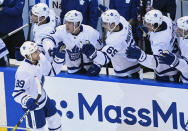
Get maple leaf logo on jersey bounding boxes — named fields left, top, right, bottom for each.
left=67, top=45, right=81, bottom=61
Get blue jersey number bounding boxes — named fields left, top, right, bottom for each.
left=16, top=80, right=25, bottom=88
left=107, top=46, right=118, bottom=57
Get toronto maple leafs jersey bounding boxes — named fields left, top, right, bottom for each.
left=33, top=9, right=61, bottom=62
left=93, top=16, right=140, bottom=77
left=44, top=24, right=103, bottom=73
left=173, top=37, right=188, bottom=83
left=12, top=53, right=63, bottom=109
left=139, top=16, right=178, bottom=77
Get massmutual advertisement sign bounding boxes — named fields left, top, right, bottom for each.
left=44, top=76, right=188, bottom=131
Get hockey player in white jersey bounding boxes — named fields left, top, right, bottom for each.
left=82, top=9, right=140, bottom=77
left=12, top=41, right=65, bottom=131
left=158, top=16, right=188, bottom=83
left=43, top=10, right=103, bottom=74
left=126, top=9, right=179, bottom=82
left=31, top=3, right=61, bottom=61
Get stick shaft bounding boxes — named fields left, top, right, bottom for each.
left=2, top=24, right=28, bottom=40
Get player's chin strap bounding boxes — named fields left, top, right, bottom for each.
left=27, top=55, right=38, bottom=64
left=152, top=24, right=160, bottom=33
left=28, top=54, right=35, bottom=63
left=72, top=22, right=80, bottom=34
left=108, top=23, right=117, bottom=33
left=37, top=16, right=47, bottom=26
left=183, top=29, right=188, bottom=39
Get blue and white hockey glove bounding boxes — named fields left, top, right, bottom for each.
left=50, top=43, right=66, bottom=64
left=158, top=51, right=179, bottom=67
left=26, top=98, right=39, bottom=111
left=82, top=44, right=97, bottom=60
left=126, top=46, right=146, bottom=62
left=87, top=64, right=101, bottom=76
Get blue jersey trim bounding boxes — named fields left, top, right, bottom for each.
left=83, top=62, right=93, bottom=65
left=114, top=64, right=140, bottom=74
left=49, top=125, right=61, bottom=130
left=181, top=74, right=188, bottom=81
left=13, top=91, right=25, bottom=98
left=155, top=67, right=177, bottom=75
left=0, top=47, right=7, bottom=54
left=67, top=64, right=82, bottom=70
left=13, top=89, right=25, bottom=92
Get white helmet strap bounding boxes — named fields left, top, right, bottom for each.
left=72, top=22, right=80, bottom=34
left=108, top=22, right=117, bottom=32
left=37, top=16, right=46, bottom=26
left=183, top=29, right=188, bottom=39
left=152, top=23, right=160, bottom=32
left=25, top=54, right=33, bottom=62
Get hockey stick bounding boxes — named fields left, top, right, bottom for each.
left=12, top=77, right=42, bottom=131
left=1, top=24, right=28, bottom=40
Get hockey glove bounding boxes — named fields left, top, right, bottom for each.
left=126, top=46, right=146, bottom=62
left=99, top=4, right=108, bottom=12
left=52, top=43, right=66, bottom=64
left=82, top=44, right=97, bottom=60
left=158, top=51, right=179, bottom=67
left=26, top=98, right=39, bottom=111
left=15, top=47, right=24, bottom=61
left=87, top=64, right=101, bottom=76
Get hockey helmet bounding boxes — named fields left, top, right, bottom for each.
left=31, top=3, right=49, bottom=19
left=64, top=10, right=83, bottom=24
left=177, top=16, right=188, bottom=31
left=101, top=9, right=120, bottom=31
left=20, top=41, right=38, bottom=58
left=144, top=9, right=163, bottom=27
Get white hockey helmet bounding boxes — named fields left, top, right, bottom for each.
left=101, top=9, right=120, bottom=32
left=177, top=16, right=188, bottom=31
left=0, top=0, right=4, bottom=5
left=31, top=3, right=49, bottom=19
left=20, top=41, right=38, bottom=58
left=177, top=16, right=188, bottom=38
left=64, top=10, right=83, bottom=24
left=144, top=9, right=163, bottom=29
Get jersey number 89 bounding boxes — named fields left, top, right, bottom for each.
left=15, top=80, right=25, bottom=88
